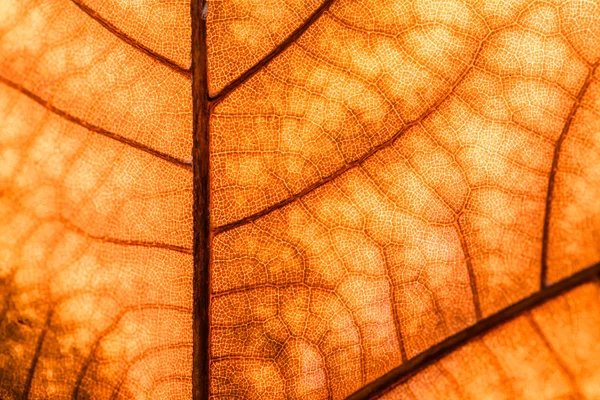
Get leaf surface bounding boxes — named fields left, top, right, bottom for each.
left=0, top=0, right=193, bottom=398
left=208, top=0, right=600, bottom=397
left=1, top=0, right=600, bottom=398
left=378, top=280, right=600, bottom=399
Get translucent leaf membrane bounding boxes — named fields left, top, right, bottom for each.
left=0, top=0, right=193, bottom=398
left=206, top=0, right=324, bottom=94
left=2, top=0, right=600, bottom=397
left=209, top=0, right=600, bottom=397
left=0, top=0, right=192, bottom=160
left=72, top=0, right=191, bottom=70
left=547, top=66, right=600, bottom=283
left=379, top=281, right=600, bottom=399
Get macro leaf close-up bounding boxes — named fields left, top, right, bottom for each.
left=1, top=0, right=600, bottom=398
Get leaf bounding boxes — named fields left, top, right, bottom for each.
left=376, top=280, right=600, bottom=399
left=1, top=0, right=600, bottom=399
left=0, top=0, right=193, bottom=398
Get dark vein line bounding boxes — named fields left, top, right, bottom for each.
left=89, top=237, right=192, bottom=254
left=526, top=313, right=584, bottom=399
left=21, top=310, right=53, bottom=400
left=437, top=364, right=466, bottom=399
left=0, top=76, right=191, bottom=171
left=110, top=343, right=193, bottom=400
left=477, top=337, right=517, bottom=397
left=0, top=272, right=16, bottom=328
left=191, top=0, right=211, bottom=399
left=345, top=261, right=600, bottom=400
left=540, top=62, right=599, bottom=289
left=358, top=168, right=409, bottom=361
left=213, top=108, right=436, bottom=234
left=455, top=219, right=482, bottom=320
left=149, top=375, right=193, bottom=397
left=72, top=304, right=190, bottom=400
left=209, top=0, right=336, bottom=105
left=70, top=0, right=190, bottom=76
left=63, top=219, right=192, bottom=254
left=390, top=284, right=408, bottom=362
left=212, top=41, right=488, bottom=235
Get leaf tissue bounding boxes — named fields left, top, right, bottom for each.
left=1, top=0, right=600, bottom=398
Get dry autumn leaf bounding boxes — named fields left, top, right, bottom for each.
left=1, top=0, right=600, bottom=399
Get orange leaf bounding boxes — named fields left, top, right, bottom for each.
left=1, top=0, right=600, bottom=398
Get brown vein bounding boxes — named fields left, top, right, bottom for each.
left=540, top=62, right=599, bottom=288
left=345, top=261, right=600, bottom=400
left=211, top=119, right=424, bottom=235
left=72, top=304, right=191, bottom=399
left=21, top=309, right=53, bottom=400
left=385, top=259, right=408, bottom=362
left=191, top=0, right=211, bottom=398
left=211, top=28, right=496, bottom=235
left=455, top=218, right=482, bottom=320
left=70, top=0, right=190, bottom=76
left=526, top=313, right=584, bottom=399
left=0, top=76, right=191, bottom=171
left=209, top=0, right=337, bottom=105
left=109, top=343, right=193, bottom=400
left=61, top=217, right=192, bottom=254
